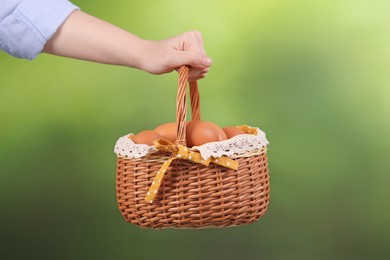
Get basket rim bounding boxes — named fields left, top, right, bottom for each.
left=117, top=147, right=267, bottom=163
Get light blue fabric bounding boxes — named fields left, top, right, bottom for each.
left=0, top=0, right=79, bottom=60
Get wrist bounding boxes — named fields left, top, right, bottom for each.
left=134, top=39, right=154, bottom=72
left=121, top=36, right=151, bottom=70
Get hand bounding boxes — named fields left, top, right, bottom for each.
left=139, top=31, right=212, bottom=81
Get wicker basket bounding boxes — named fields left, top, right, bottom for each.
left=115, top=66, right=270, bottom=229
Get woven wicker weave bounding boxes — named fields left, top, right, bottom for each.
left=116, top=66, right=270, bottom=229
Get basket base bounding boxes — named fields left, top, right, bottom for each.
left=116, top=150, right=270, bottom=229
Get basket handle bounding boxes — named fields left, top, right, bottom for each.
left=176, top=66, right=201, bottom=145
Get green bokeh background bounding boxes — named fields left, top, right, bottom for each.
left=1, top=0, right=389, bottom=259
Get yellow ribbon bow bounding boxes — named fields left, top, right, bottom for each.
left=145, top=138, right=239, bottom=203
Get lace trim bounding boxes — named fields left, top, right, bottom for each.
left=114, top=127, right=269, bottom=159
left=114, top=134, right=157, bottom=159
left=192, top=128, right=268, bottom=160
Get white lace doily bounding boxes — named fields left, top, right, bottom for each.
left=192, top=128, right=268, bottom=159
left=114, top=135, right=157, bottom=159
left=114, top=127, right=269, bottom=159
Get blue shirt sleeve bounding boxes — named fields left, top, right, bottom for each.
left=0, top=0, right=79, bottom=60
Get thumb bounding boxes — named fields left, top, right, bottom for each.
left=171, top=51, right=212, bottom=69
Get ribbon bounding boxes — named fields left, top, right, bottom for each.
left=145, top=138, right=239, bottom=203
left=238, top=124, right=258, bottom=135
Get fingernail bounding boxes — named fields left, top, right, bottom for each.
left=202, top=57, right=212, bottom=66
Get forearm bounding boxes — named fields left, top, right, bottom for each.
left=43, top=10, right=147, bottom=69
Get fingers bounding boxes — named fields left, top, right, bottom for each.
left=172, top=50, right=212, bottom=69
left=177, top=52, right=210, bottom=80
left=168, top=49, right=212, bottom=80
left=188, top=67, right=209, bottom=81
left=178, top=52, right=211, bottom=80
left=175, top=30, right=212, bottom=80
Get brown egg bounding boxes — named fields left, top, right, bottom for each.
left=132, top=130, right=163, bottom=146
left=186, top=120, right=220, bottom=147
left=154, top=122, right=177, bottom=143
left=223, top=126, right=246, bottom=139
left=207, top=122, right=227, bottom=141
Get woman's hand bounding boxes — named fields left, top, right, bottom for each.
left=139, top=31, right=212, bottom=81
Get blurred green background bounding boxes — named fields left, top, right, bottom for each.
left=1, top=0, right=389, bottom=259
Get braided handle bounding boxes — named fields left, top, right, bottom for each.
left=176, top=66, right=201, bottom=145
left=189, top=81, right=201, bottom=121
